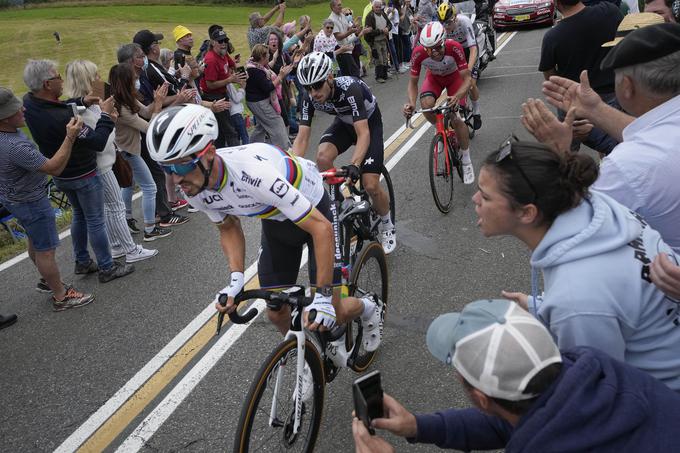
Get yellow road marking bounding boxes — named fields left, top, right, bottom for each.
left=77, top=277, right=261, bottom=452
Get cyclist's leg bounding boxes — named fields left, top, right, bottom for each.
left=359, top=110, right=389, bottom=219
left=419, top=75, right=444, bottom=124
left=470, top=66, right=482, bottom=129
left=447, top=78, right=475, bottom=183
left=316, top=119, right=352, bottom=171
left=259, top=219, right=305, bottom=335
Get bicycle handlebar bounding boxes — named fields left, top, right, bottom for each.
left=320, top=168, right=364, bottom=197
left=216, top=288, right=315, bottom=335
left=405, top=101, right=459, bottom=128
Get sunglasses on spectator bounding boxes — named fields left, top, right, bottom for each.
left=325, top=26, right=334, bottom=30
left=215, top=38, right=227, bottom=44
left=496, top=134, right=539, bottom=203
left=46, top=74, right=62, bottom=81
left=304, top=80, right=326, bottom=91
left=161, top=142, right=212, bottom=176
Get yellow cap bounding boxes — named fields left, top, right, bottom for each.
left=173, top=25, right=192, bottom=43
left=602, top=13, right=665, bottom=47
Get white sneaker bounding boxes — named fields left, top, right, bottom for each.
left=462, top=162, right=475, bottom=185
left=398, top=64, right=408, bottom=73
left=380, top=228, right=397, bottom=255
left=126, top=245, right=159, bottom=263
left=361, top=294, right=384, bottom=352
left=187, top=206, right=199, bottom=213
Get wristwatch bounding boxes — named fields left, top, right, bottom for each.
left=316, top=286, right=333, bottom=297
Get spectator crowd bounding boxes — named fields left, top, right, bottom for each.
left=2, top=1, right=680, bottom=452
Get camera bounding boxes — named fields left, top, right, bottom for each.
left=353, top=370, right=384, bottom=435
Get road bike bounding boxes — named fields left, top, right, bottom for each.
left=219, top=168, right=388, bottom=452
left=407, top=102, right=465, bottom=214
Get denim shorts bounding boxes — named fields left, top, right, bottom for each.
left=2, top=196, right=59, bottom=251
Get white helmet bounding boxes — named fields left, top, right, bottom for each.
left=146, top=104, right=218, bottom=163
left=296, top=52, right=333, bottom=86
left=419, top=21, right=446, bottom=48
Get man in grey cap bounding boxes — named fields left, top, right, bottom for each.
left=0, top=86, right=95, bottom=310
left=524, top=22, right=680, bottom=260
left=352, top=299, right=680, bottom=452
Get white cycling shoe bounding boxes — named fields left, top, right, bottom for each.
left=380, top=228, right=397, bottom=255
left=361, top=294, right=385, bottom=352
left=462, top=161, right=475, bottom=185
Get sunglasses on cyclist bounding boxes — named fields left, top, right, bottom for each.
left=161, top=142, right=212, bottom=176
left=304, top=79, right=326, bottom=92
left=496, top=135, right=539, bottom=203
left=425, top=44, right=444, bottom=56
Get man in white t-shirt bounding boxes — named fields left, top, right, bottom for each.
left=330, top=0, right=362, bottom=77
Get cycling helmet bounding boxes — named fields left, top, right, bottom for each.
left=419, top=21, right=446, bottom=48
left=146, top=104, right=218, bottom=163
left=296, top=51, right=333, bottom=86
left=437, top=3, right=457, bottom=22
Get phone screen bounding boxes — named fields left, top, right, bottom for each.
left=236, top=66, right=246, bottom=75
left=67, top=102, right=79, bottom=118
left=353, top=370, right=384, bottom=435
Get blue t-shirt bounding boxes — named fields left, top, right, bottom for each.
left=0, top=130, right=48, bottom=203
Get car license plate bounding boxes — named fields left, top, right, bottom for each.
left=514, top=14, right=531, bottom=21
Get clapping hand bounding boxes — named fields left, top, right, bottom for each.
left=542, top=70, right=603, bottom=120
left=521, top=98, right=574, bottom=154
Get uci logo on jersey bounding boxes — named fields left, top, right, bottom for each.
left=270, top=178, right=289, bottom=198
left=204, top=193, right=224, bottom=205
left=241, top=171, right=262, bottom=187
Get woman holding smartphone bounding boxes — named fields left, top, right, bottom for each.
left=109, top=63, right=170, bottom=242
left=64, top=60, right=158, bottom=262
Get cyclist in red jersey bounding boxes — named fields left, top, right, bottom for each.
left=403, top=21, right=474, bottom=184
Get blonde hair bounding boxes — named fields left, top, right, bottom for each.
left=64, top=59, right=98, bottom=98
left=251, top=43, right=269, bottom=62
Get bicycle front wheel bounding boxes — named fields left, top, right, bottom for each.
left=428, top=133, right=454, bottom=213
left=346, top=241, right=388, bottom=372
left=233, top=338, right=325, bottom=453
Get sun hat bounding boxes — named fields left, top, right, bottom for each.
left=0, top=87, right=22, bottom=121
left=173, top=25, right=193, bottom=43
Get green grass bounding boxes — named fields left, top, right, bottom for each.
left=0, top=1, right=369, bottom=94
left=0, top=207, right=72, bottom=263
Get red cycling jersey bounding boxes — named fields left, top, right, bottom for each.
left=410, top=39, right=468, bottom=79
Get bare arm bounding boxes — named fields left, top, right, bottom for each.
left=295, top=208, right=334, bottom=287
left=39, top=117, right=82, bottom=176
left=218, top=215, right=246, bottom=274
left=407, top=75, right=419, bottom=109
left=262, top=4, right=280, bottom=24
left=291, top=125, right=311, bottom=158
left=468, top=46, right=478, bottom=71
left=273, top=4, right=286, bottom=28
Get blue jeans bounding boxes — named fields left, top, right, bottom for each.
left=399, top=33, right=412, bottom=63
left=121, top=152, right=157, bottom=226
left=388, top=38, right=400, bottom=71
left=231, top=113, right=250, bottom=145
left=54, top=174, right=113, bottom=270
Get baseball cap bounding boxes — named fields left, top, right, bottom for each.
left=133, top=29, right=164, bottom=54
left=0, top=87, right=22, bottom=121
left=602, top=12, right=665, bottom=47
left=426, top=299, right=562, bottom=401
left=211, top=29, right=228, bottom=42
left=173, top=25, right=192, bottom=43
left=601, top=22, right=680, bottom=70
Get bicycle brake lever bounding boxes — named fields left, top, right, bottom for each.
left=216, top=293, right=228, bottom=336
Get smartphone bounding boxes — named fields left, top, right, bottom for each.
left=91, top=79, right=106, bottom=99
left=104, top=82, right=111, bottom=99
left=234, top=53, right=241, bottom=61
left=236, top=66, right=247, bottom=75
left=353, top=370, right=384, bottom=435
left=67, top=102, right=79, bottom=118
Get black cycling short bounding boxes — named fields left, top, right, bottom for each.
left=258, top=191, right=342, bottom=289
left=318, top=107, right=384, bottom=174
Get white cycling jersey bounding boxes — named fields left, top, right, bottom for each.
left=187, top=143, right=324, bottom=224
left=445, top=14, right=477, bottom=49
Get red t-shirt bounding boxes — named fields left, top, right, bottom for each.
left=200, top=49, right=235, bottom=95
left=410, top=39, right=468, bottom=79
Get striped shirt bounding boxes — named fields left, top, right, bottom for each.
left=0, top=130, right=48, bottom=203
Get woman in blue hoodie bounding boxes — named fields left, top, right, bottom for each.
left=472, top=137, right=680, bottom=391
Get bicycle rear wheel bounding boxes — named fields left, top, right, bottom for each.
left=346, top=241, right=388, bottom=372
left=428, top=133, right=454, bottom=213
left=233, top=338, right=325, bottom=453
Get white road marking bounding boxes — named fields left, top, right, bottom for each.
left=56, top=29, right=521, bottom=452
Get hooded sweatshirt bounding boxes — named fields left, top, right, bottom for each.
left=529, top=190, right=680, bottom=391
left=412, top=347, right=680, bottom=452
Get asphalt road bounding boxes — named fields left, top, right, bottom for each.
left=0, top=26, right=549, bottom=453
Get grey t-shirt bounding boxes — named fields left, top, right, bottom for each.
left=0, top=130, right=48, bottom=203
left=248, top=26, right=273, bottom=50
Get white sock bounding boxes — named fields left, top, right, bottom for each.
left=361, top=297, right=376, bottom=319
left=471, top=100, right=480, bottom=115
left=461, top=149, right=472, bottom=165
left=380, top=214, right=394, bottom=231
